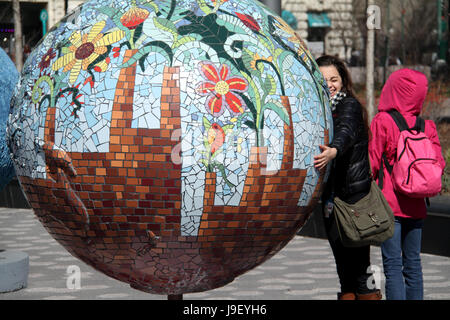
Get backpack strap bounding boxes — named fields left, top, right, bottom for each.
left=413, top=116, right=426, bottom=133
left=388, top=110, right=410, bottom=132
left=388, top=109, right=426, bottom=133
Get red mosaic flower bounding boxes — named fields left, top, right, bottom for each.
left=235, top=12, right=260, bottom=32
left=38, top=48, right=56, bottom=71
left=197, top=63, right=248, bottom=117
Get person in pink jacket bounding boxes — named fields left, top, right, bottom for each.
left=369, top=69, right=446, bottom=300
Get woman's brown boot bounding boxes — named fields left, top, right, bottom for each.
left=338, top=292, right=356, bottom=300
left=356, top=290, right=382, bottom=300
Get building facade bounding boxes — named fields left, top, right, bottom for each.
left=283, top=0, right=355, bottom=59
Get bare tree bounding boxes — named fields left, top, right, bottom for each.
left=12, top=0, right=23, bottom=72
left=391, top=0, right=438, bottom=64
left=354, top=0, right=439, bottom=66
left=371, top=0, right=438, bottom=65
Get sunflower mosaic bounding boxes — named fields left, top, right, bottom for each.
left=8, top=0, right=332, bottom=295
left=52, top=20, right=125, bottom=84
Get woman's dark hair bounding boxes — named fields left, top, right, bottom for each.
left=316, top=55, right=370, bottom=138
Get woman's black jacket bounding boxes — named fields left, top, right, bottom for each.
left=326, top=96, right=372, bottom=203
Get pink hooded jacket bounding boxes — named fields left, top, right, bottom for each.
left=369, top=69, right=446, bottom=219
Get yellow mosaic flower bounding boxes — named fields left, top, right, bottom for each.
left=250, top=53, right=273, bottom=71
left=52, top=21, right=125, bottom=84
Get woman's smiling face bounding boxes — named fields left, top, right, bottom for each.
left=319, top=65, right=343, bottom=98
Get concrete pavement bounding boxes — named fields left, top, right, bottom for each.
left=1, top=207, right=450, bottom=300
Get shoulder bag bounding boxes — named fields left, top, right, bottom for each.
left=333, top=175, right=395, bottom=248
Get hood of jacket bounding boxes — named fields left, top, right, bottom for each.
left=378, top=68, right=428, bottom=116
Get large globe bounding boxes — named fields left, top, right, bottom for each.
left=7, top=0, right=332, bottom=295
left=0, top=48, right=18, bottom=190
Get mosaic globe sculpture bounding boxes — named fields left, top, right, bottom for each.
left=0, top=48, right=17, bottom=190
left=7, top=0, right=332, bottom=295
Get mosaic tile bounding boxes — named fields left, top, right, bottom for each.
left=7, top=0, right=332, bottom=295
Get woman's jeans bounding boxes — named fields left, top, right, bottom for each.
left=381, top=217, right=424, bottom=300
